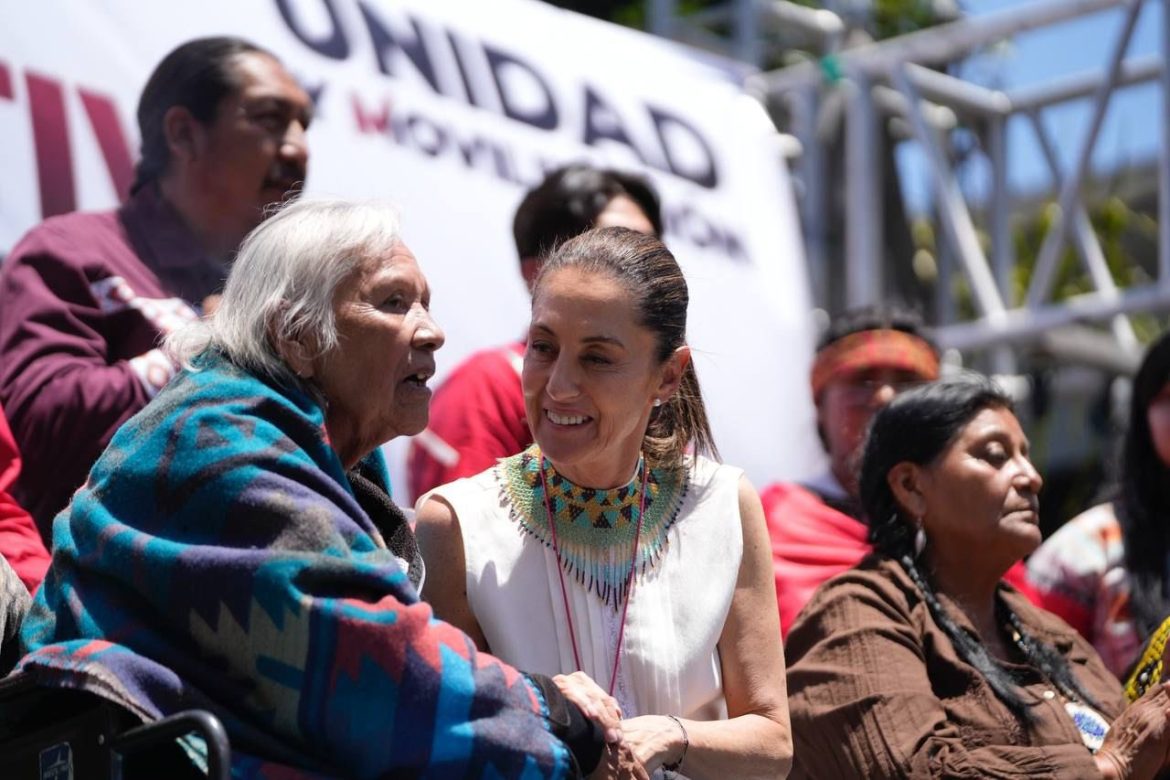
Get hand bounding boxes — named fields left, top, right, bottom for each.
left=1095, top=683, right=1170, bottom=780
left=588, top=741, right=651, bottom=780
left=619, top=715, right=686, bottom=774
left=553, top=671, right=623, bottom=745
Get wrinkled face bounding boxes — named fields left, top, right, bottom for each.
left=523, top=267, right=681, bottom=488
left=915, top=406, right=1043, bottom=569
left=1147, top=382, right=1170, bottom=467
left=311, top=242, right=444, bottom=468
left=818, top=366, right=928, bottom=496
left=188, top=52, right=313, bottom=248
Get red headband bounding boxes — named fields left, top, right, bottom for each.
left=811, top=329, right=940, bottom=399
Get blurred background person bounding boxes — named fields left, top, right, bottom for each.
left=0, top=36, right=312, bottom=536
left=0, top=403, right=40, bottom=676
left=763, top=305, right=942, bottom=635
left=765, top=305, right=1041, bottom=637
left=417, top=227, right=791, bottom=779
left=0, top=404, right=48, bottom=593
left=787, top=375, right=1170, bottom=780
left=406, top=163, right=662, bottom=502
left=18, top=199, right=617, bottom=777
left=1029, top=331, right=1170, bottom=679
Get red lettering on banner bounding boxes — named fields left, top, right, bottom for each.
left=353, top=94, right=392, bottom=134
left=0, top=61, right=12, bottom=100
left=79, top=89, right=133, bottom=201
left=26, top=72, right=75, bottom=218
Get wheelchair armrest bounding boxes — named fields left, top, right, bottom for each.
left=110, top=709, right=231, bottom=780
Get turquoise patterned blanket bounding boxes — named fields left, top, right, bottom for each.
left=18, top=353, right=569, bottom=778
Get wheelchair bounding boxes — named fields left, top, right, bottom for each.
left=0, top=672, right=231, bottom=779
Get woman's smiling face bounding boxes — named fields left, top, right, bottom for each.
left=523, top=267, right=680, bottom=489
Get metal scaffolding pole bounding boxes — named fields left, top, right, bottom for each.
left=1008, top=54, right=1162, bottom=111
left=791, top=86, right=829, bottom=309
left=1022, top=0, right=1143, bottom=307
left=734, top=0, right=761, bottom=65
left=750, top=0, right=1125, bottom=95
left=987, top=114, right=1013, bottom=302
left=647, top=0, right=677, bottom=37
left=845, top=71, right=883, bottom=307
left=938, top=284, right=1170, bottom=350
left=893, top=65, right=1006, bottom=318
left=732, top=0, right=1166, bottom=357
left=1028, top=112, right=1140, bottom=352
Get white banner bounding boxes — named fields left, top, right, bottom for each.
left=0, top=0, right=824, bottom=491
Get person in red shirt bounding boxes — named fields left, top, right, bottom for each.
left=406, top=164, right=662, bottom=502
left=0, top=403, right=49, bottom=593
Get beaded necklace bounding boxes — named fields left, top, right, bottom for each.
left=540, top=455, right=646, bottom=696
left=1005, top=609, right=1110, bottom=753
left=498, top=444, right=687, bottom=611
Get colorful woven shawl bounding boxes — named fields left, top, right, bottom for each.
left=18, top=353, right=570, bottom=778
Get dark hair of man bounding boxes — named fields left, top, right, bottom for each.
left=512, top=165, right=663, bottom=261
left=1118, top=331, right=1170, bottom=635
left=132, top=36, right=269, bottom=194
left=533, top=227, right=715, bottom=471
left=860, top=375, right=1100, bottom=719
left=817, top=302, right=936, bottom=353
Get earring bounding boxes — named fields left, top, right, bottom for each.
left=652, top=398, right=663, bottom=407
left=914, top=520, right=927, bottom=558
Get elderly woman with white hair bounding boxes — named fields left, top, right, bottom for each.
left=16, top=199, right=620, bottom=778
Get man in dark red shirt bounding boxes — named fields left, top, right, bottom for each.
left=0, top=37, right=313, bottom=536
left=406, top=165, right=661, bottom=502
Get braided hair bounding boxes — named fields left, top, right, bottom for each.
left=860, top=375, right=1101, bottom=718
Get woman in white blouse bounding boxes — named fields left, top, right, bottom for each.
left=416, top=227, right=790, bottom=779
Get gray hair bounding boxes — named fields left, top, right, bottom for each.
left=167, top=198, right=402, bottom=392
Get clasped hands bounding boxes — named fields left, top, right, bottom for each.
left=553, top=672, right=686, bottom=780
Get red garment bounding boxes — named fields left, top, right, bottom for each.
left=0, top=405, right=49, bottom=592
left=764, top=481, right=1040, bottom=638
left=406, top=341, right=530, bottom=502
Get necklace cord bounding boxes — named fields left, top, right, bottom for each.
left=540, top=455, right=648, bottom=698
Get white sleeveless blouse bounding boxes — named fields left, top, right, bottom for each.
left=423, top=455, right=743, bottom=724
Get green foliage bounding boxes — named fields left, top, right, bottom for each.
left=915, top=194, right=1164, bottom=342
left=872, top=0, right=949, bottom=39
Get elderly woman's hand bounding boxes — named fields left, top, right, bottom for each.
left=553, top=671, right=623, bottom=746
left=1095, top=683, right=1170, bottom=780
left=617, top=715, right=687, bottom=774
left=587, top=742, right=651, bottom=780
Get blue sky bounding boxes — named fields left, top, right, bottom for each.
left=897, top=0, right=1162, bottom=213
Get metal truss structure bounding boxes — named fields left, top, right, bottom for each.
left=650, top=0, right=1170, bottom=365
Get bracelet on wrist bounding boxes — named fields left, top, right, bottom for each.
left=662, top=714, right=689, bottom=773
